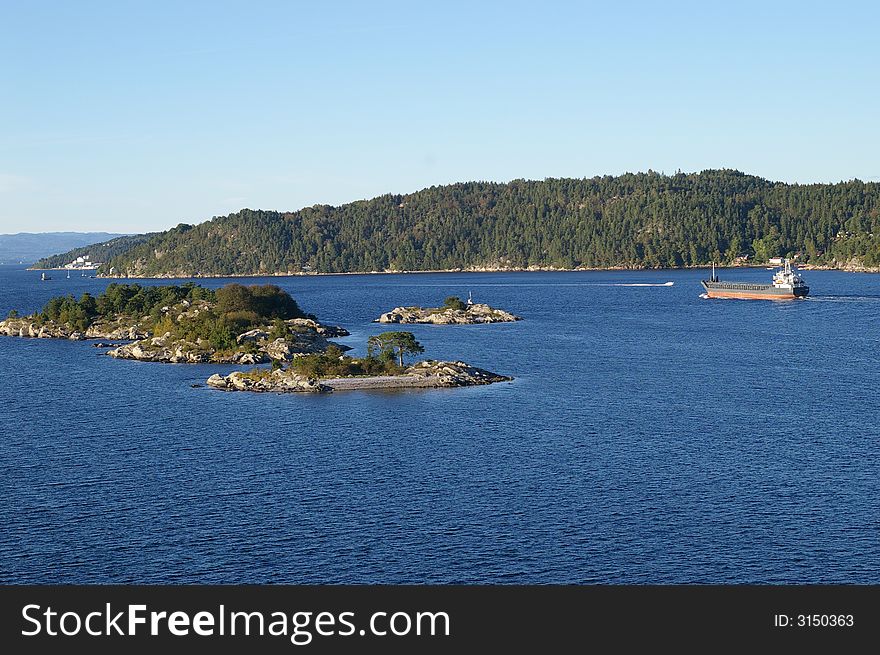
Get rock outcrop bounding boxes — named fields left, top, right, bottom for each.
left=0, top=318, right=75, bottom=339
left=108, top=335, right=232, bottom=363
left=107, top=322, right=350, bottom=364
left=0, top=317, right=150, bottom=340
left=399, top=360, right=513, bottom=386
left=207, top=360, right=512, bottom=393
left=206, top=370, right=330, bottom=393
left=84, top=322, right=150, bottom=340
left=289, top=318, right=349, bottom=338
left=376, top=303, right=521, bottom=324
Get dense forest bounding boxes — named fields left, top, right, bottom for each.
left=39, top=171, right=880, bottom=275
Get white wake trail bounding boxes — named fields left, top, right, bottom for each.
left=595, top=282, right=675, bottom=287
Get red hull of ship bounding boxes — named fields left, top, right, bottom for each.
left=705, top=290, right=797, bottom=300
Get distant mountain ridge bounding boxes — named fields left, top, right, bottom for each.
left=31, top=170, right=880, bottom=275
left=0, top=232, right=127, bottom=264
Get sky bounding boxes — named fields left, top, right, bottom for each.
left=1, top=0, right=878, bottom=233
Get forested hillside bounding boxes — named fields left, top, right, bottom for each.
left=34, top=233, right=156, bottom=269
left=43, top=170, right=880, bottom=275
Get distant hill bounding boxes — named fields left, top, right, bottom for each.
left=0, top=232, right=127, bottom=264
left=33, top=170, right=880, bottom=276
left=32, top=233, right=157, bottom=269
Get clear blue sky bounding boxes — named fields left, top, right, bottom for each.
left=1, top=0, right=878, bottom=233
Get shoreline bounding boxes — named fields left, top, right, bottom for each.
left=319, top=375, right=466, bottom=390
left=25, top=263, right=880, bottom=278
left=27, top=267, right=100, bottom=272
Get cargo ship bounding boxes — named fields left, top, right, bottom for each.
left=701, top=259, right=809, bottom=300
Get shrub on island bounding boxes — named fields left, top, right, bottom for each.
left=443, top=295, right=467, bottom=311
left=286, top=332, right=425, bottom=378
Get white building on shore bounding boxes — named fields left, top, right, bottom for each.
left=65, top=255, right=102, bottom=270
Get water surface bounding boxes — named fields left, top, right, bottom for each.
left=1, top=265, right=878, bottom=583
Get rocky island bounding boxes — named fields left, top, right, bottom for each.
left=0, top=282, right=349, bottom=364
left=3, top=288, right=511, bottom=394
left=207, top=360, right=511, bottom=393
left=376, top=295, right=521, bottom=324
left=206, top=335, right=512, bottom=393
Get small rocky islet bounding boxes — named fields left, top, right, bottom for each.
left=0, top=283, right=350, bottom=364
left=207, top=360, right=511, bottom=394
left=376, top=295, right=521, bottom=324
left=1, top=284, right=513, bottom=393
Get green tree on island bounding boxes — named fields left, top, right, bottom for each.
left=367, top=331, right=425, bottom=367
left=443, top=296, right=467, bottom=311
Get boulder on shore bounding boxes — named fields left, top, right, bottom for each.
left=0, top=316, right=150, bottom=340
left=0, top=317, right=75, bottom=339
left=289, top=318, right=350, bottom=338
left=207, top=370, right=331, bottom=393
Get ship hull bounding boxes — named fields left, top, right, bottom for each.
left=701, top=281, right=809, bottom=300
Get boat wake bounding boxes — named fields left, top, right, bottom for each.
left=401, top=281, right=675, bottom=288
left=699, top=293, right=709, bottom=299
left=806, top=295, right=880, bottom=303
left=595, top=282, right=674, bottom=287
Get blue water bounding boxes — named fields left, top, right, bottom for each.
left=1, top=264, right=878, bottom=584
